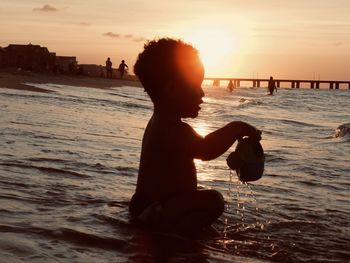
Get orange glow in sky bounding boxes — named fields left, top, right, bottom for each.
left=184, top=27, right=239, bottom=77
left=1, top=1, right=350, bottom=80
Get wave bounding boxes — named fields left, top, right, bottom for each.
left=23, top=158, right=137, bottom=176
left=0, top=224, right=127, bottom=250
left=17, top=157, right=138, bottom=177
left=237, top=98, right=263, bottom=108
left=279, top=119, right=323, bottom=128
left=0, top=162, right=89, bottom=178
left=0, top=89, right=55, bottom=100
left=4, top=83, right=152, bottom=113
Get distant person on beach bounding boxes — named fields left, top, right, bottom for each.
left=106, top=57, right=113, bottom=78
left=268, top=76, right=277, bottom=95
left=130, top=38, right=262, bottom=237
left=227, top=80, right=234, bottom=92
left=118, top=60, right=128, bottom=79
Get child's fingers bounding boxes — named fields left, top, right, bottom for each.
left=233, top=121, right=262, bottom=141
left=252, top=130, right=262, bottom=141
left=246, top=125, right=262, bottom=141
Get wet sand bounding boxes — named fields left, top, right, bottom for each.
left=0, top=70, right=142, bottom=93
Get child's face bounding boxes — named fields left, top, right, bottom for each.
left=158, top=52, right=205, bottom=119
left=172, top=63, right=205, bottom=119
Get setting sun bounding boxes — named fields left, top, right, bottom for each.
left=184, top=27, right=239, bottom=75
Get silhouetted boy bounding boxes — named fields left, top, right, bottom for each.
left=118, top=60, right=128, bottom=79
left=130, top=38, right=261, bottom=236
left=106, top=57, right=112, bottom=78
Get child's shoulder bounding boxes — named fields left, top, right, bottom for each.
left=178, top=122, right=202, bottom=141
left=148, top=115, right=199, bottom=138
left=175, top=121, right=195, bottom=133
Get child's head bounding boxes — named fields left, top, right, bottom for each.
left=134, top=38, right=205, bottom=118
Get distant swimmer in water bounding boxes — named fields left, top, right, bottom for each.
left=335, top=123, right=350, bottom=138
left=268, top=76, right=277, bottom=95
left=227, top=80, right=234, bottom=92
left=129, top=38, right=262, bottom=237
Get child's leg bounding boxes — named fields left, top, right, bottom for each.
left=159, top=189, right=225, bottom=235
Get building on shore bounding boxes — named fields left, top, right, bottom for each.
left=55, top=56, right=78, bottom=74
left=77, top=64, right=106, bottom=78
left=1, top=44, right=56, bottom=72
left=0, top=43, right=77, bottom=74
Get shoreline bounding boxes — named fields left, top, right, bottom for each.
left=0, top=70, right=142, bottom=93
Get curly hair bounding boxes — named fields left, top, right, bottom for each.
left=134, top=38, right=201, bottom=103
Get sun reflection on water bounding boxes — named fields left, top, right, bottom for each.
left=191, top=120, right=211, bottom=137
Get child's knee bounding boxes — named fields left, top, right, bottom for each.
left=215, top=191, right=225, bottom=216
left=206, top=190, right=225, bottom=217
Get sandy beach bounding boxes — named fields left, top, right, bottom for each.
left=0, top=70, right=142, bottom=93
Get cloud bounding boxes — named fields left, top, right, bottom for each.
left=103, top=32, right=146, bottom=43
left=79, top=22, right=91, bottom=27
left=103, top=32, right=120, bottom=38
left=132, top=37, right=146, bottom=42
left=332, top=42, right=342, bottom=46
left=33, top=4, right=58, bottom=12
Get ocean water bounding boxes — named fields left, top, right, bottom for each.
left=0, top=82, right=349, bottom=263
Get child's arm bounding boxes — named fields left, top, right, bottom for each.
left=194, top=121, right=261, bottom=161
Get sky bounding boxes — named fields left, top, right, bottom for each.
left=1, top=0, right=350, bottom=80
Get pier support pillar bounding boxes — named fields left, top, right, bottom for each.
left=316, top=82, right=320, bottom=89
left=296, top=82, right=300, bottom=88
left=276, top=81, right=280, bottom=88
left=335, top=82, right=339, bottom=89
left=257, top=80, right=260, bottom=87
left=253, top=80, right=256, bottom=87
left=291, top=82, right=295, bottom=88
left=329, top=82, right=333, bottom=89
left=311, top=82, right=314, bottom=89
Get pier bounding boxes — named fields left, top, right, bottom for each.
left=205, top=78, right=350, bottom=89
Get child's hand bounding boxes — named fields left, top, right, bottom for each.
left=232, top=121, right=262, bottom=141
